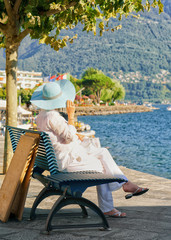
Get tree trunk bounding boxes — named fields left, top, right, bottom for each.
left=96, top=90, right=101, bottom=104
left=3, top=42, right=18, bottom=173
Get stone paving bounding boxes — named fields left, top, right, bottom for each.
left=0, top=135, right=171, bottom=239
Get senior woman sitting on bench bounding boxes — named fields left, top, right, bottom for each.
left=31, top=80, right=148, bottom=218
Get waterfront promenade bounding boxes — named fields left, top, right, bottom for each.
left=0, top=135, right=171, bottom=239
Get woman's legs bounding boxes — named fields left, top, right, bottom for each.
left=96, top=184, right=126, bottom=217
left=122, top=181, right=149, bottom=194
left=122, top=181, right=149, bottom=199
left=122, top=181, right=139, bottom=192
left=96, top=184, right=114, bottom=213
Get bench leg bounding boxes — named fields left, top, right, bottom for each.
left=30, top=186, right=62, bottom=220
left=44, top=195, right=110, bottom=233
left=30, top=186, right=88, bottom=220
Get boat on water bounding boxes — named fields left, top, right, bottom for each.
left=167, top=106, right=171, bottom=111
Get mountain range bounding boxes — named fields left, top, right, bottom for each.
left=0, top=0, right=170, bottom=82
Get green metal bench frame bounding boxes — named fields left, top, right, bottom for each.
left=6, top=125, right=127, bottom=233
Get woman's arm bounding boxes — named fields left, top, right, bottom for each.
left=66, top=100, right=75, bottom=126
left=48, top=110, right=77, bottom=143
left=67, top=100, right=84, bottom=141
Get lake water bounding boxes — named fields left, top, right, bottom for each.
left=78, top=105, right=171, bottom=179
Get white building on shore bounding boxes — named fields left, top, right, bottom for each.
left=0, top=70, right=43, bottom=89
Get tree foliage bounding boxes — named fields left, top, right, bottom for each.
left=81, top=67, right=99, bottom=78
left=70, top=74, right=82, bottom=93
left=82, top=69, right=114, bottom=103
left=18, top=88, right=34, bottom=105
left=0, top=0, right=163, bottom=51
left=122, top=80, right=167, bottom=103
left=112, top=80, right=125, bottom=101
left=101, top=80, right=125, bottom=103
left=0, top=83, right=6, bottom=99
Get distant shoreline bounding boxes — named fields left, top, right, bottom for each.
left=75, top=105, right=152, bottom=116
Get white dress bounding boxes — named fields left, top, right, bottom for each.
left=36, top=110, right=127, bottom=192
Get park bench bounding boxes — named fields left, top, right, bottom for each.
left=6, top=125, right=127, bottom=233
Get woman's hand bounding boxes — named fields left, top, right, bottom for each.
left=67, top=100, right=75, bottom=125
left=67, top=100, right=75, bottom=117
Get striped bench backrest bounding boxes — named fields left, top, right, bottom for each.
left=6, top=126, right=58, bottom=175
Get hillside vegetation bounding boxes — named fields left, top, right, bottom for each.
left=0, top=1, right=170, bottom=103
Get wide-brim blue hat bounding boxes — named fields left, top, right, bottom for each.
left=30, top=80, right=76, bottom=110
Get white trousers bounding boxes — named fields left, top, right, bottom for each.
left=85, top=138, right=128, bottom=212
left=96, top=181, right=126, bottom=212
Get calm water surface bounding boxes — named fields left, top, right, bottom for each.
left=78, top=105, right=171, bottom=179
